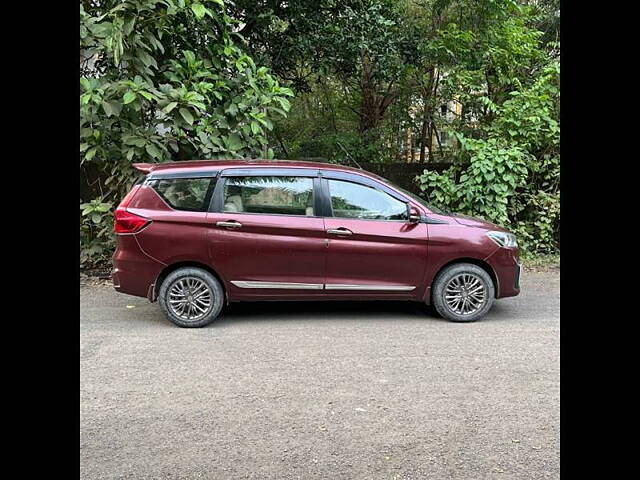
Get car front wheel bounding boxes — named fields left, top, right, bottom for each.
left=432, top=263, right=495, bottom=322
left=158, top=267, right=224, bottom=328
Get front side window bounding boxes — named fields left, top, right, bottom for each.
left=223, top=176, right=314, bottom=216
left=150, top=177, right=213, bottom=211
left=328, top=179, right=407, bottom=220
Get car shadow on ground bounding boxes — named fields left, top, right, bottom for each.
left=220, top=300, right=433, bottom=321
left=210, top=299, right=515, bottom=326
left=114, top=294, right=515, bottom=327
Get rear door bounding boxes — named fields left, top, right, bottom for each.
left=321, top=173, right=428, bottom=295
left=206, top=168, right=327, bottom=298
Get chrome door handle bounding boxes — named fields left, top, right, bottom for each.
left=216, top=221, right=242, bottom=229
left=327, top=228, right=353, bottom=236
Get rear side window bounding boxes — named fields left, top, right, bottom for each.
left=148, top=177, right=214, bottom=211
left=223, top=176, right=314, bottom=216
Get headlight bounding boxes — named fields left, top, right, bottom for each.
left=487, top=231, right=518, bottom=248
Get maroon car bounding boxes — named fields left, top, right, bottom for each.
left=112, top=159, right=520, bottom=327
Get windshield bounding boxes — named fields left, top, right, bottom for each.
left=365, top=171, right=448, bottom=215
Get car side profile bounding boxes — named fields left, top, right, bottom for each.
left=112, top=159, right=520, bottom=327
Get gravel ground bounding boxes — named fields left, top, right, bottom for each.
left=80, top=271, right=559, bottom=479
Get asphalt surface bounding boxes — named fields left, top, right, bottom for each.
left=80, top=270, right=559, bottom=479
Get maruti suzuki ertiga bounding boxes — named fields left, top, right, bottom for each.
left=112, top=160, right=520, bottom=327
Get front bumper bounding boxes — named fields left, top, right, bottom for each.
left=514, top=262, right=522, bottom=290
left=485, top=247, right=521, bottom=298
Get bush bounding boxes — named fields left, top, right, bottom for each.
left=80, top=198, right=115, bottom=268
left=80, top=0, right=293, bottom=268
left=417, top=60, right=559, bottom=255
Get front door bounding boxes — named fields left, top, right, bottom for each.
left=206, top=172, right=326, bottom=297
left=322, top=177, right=428, bottom=295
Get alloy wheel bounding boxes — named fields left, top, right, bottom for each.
left=443, top=273, right=487, bottom=316
left=167, top=276, right=213, bottom=321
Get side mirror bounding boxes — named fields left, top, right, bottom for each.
left=407, top=204, right=421, bottom=224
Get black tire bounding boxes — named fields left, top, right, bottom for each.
left=431, top=263, right=495, bottom=322
left=158, top=267, right=224, bottom=328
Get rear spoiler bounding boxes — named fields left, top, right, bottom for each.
left=132, top=163, right=156, bottom=174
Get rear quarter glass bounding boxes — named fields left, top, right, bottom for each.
left=146, top=177, right=215, bottom=212
left=125, top=185, right=174, bottom=211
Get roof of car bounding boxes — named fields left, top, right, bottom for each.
left=135, top=159, right=369, bottom=175
left=133, top=158, right=422, bottom=205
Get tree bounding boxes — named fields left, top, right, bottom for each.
left=80, top=0, right=294, bottom=267
left=417, top=58, right=560, bottom=253
left=80, top=0, right=294, bottom=200
left=230, top=0, right=417, bottom=144
left=79, top=0, right=560, bottom=265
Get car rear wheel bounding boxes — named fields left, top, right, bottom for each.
left=158, top=267, right=224, bottom=328
left=432, top=263, right=495, bottom=322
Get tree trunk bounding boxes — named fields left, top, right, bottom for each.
left=358, top=55, right=397, bottom=144
left=428, top=69, right=441, bottom=162
left=419, top=67, right=436, bottom=163
left=419, top=87, right=432, bottom=163
left=419, top=112, right=428, bottom=163
left=319, top=77, right=338, bottom=134
left=359, top=56, right=378, bottom=137
left=432, top=123, right=444, bottom=157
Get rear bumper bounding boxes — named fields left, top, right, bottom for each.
left=112, top=235, right=164, bottom=299
left=485, top=247, right=521, bottom=299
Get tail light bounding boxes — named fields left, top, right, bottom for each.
left=114, top=185, right=150, bottom=234
left=114, top=208, right=150, bottom=234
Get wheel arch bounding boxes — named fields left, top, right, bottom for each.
left=431, top=257, right=499, bottom=300
left=152, top=261, right=227, bottom=303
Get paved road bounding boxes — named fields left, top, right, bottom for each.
left=80, top=271, right=559, bottom=479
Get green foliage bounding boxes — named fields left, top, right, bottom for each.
left=80, top=198, right=115, bottom=268
left=261, top=1, right=559, bottom=256
left=80, top=0, right=560, bottom=268
left=419, top=137, right=530, bottom=226
left=230, top=0, right=415, bottom=88
left=80, top=0, right=293, bottom=266
left=80, top=0, right=293, bottom=193
left=418, top=59, right=560, bottom=253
